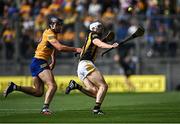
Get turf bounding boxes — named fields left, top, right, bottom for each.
left=0, top=92, right=180, bottom=123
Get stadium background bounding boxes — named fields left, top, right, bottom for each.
left=0, top=0, right=180, bottom=92
left=1, top=0, right=180, bottom=123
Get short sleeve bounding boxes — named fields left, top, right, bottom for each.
left=45, top=30, right=56, bottom=42
left=91, top=33, right=100, bottom=40
left=47, top=34, right=56, bottom=42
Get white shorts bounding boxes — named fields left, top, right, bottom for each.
left=77, top=60, right=97, bottom=81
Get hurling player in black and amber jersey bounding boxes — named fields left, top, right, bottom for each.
left=65, top=21, right=118, bottom=115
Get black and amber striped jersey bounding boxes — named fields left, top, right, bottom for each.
left=80, top=32, right=101, bottom=62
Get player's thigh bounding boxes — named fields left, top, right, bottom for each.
left=87, top=69, right=106, bottom=87
left=83, top=78, right=98, bottom=92
left=33, top=77, right=44, bottom=92
left=38, top=69, right=56, bottom=86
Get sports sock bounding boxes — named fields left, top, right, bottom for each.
left=76, top=84, right=82, bottom=90
left=43, top=104, right=49, bottom=109
left=94, top=102, right=101, bottom=110
left=69, top=80, right=82, bottom=90
left=72, top=80, right=82, bottom=90
left=16, top=86, right=21, bottom=91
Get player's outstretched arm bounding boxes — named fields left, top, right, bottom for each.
left=49, top=40, right=82, bottom=53
left=92, top=38, right=118, bottom=49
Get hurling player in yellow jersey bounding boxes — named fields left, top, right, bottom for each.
left=65, top=22, right=118, bottom=115
left=3, top=16, right=81, bottom=115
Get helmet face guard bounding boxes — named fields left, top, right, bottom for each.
left=89, top=22, right=104, bottom=34
left=48, top=16, right=63, bottom=33
left=96, top=24, right=103, bottom=33
left=54, top=23, right=63, bottom=33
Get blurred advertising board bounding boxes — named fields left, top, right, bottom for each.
left=0, top=75, right=165, bottom=92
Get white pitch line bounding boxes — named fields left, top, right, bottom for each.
left=0, top=108, right=87, bottom=113
left=0, top=109, right=40, bottom=111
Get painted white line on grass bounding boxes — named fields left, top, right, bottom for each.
left=0, top=108, right=88, bottom=114
left=0, top=109, right=40, bottom=111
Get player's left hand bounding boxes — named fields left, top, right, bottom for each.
left=76, top=48, right=82, bottom=53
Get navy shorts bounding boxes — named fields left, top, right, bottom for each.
left=30, top=58, right=49, bottom=77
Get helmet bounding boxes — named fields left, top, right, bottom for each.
left=89, top=22, right=103, bottom=33
left=48, top=16, right=63, bottom=33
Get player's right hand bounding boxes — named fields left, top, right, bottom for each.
left=49, top=63, right=55, bottom=70
left=112, top=43, right=119, bottom=48
left=76, top=48, right=82, bottom=53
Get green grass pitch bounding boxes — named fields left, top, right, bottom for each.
left=0, top=92, right=180, bottom=123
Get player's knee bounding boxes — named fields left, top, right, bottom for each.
left=34, top=90, right=44, bottom=97
left=99, top=83, right=108, bottom=92
left=104, top=83, right=108, bottom=90
left=34, top=89, right=44, bottom=97
left=88, top=87, right=97, bottom=94
left=48, top=82, right=57, bottom=91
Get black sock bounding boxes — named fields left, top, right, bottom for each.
left=77, top=84, right=82, bottom=90
left=16, top=86, right=21, bottom=91
left=74, top=80, right=82, bottom=90
left=94, top=102, right=101, bottom=110
left=43, top=104, right=49, bottom=109
left=71, top=80, right=82, bottom=90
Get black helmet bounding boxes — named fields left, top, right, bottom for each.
left=48, top=16, right=63, bottom=33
